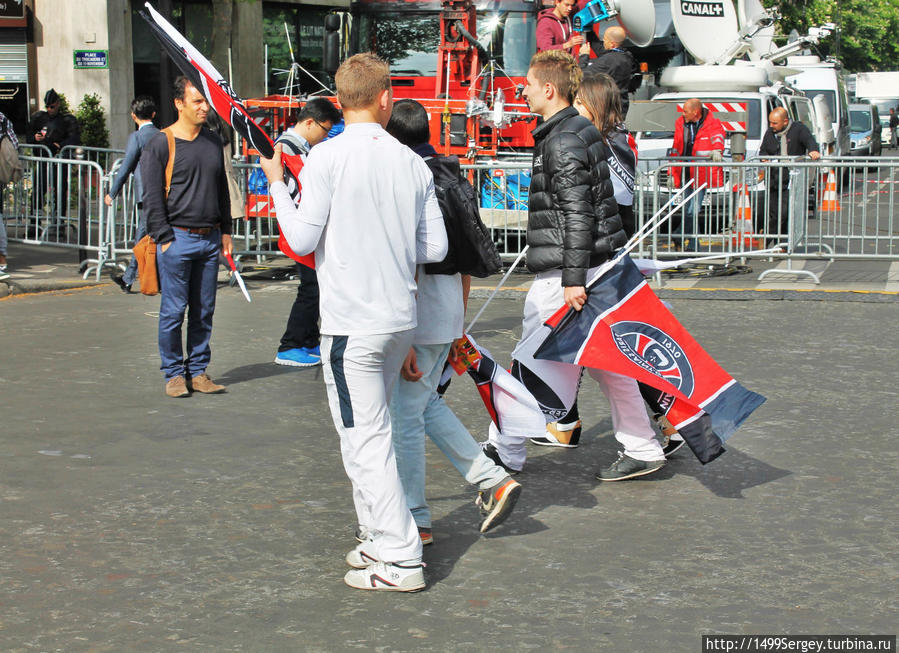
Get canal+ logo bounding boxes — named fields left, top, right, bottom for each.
left=610, top=321, right=695, bottom=397
left=680, top=1, right=725, bottom=17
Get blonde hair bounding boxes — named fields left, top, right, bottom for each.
left=335, top=53, right=391, bottom=110
left=529, top=50, right=582, bottom=105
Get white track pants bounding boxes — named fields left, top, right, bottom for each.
left=495, top=269, right=664, bottom=465
left=321, top=331, right=421, bottom=564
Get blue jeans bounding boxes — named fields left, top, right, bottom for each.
left=122, top=209, right=147, bottom=287
left=389, top=342, right=507, bottom=529
left=0, top=211, right=7, bottom=256
left=157, top=228, right=220, bottom=380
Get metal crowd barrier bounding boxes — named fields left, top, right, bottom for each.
left=60, top=145, right=126, bottom=173
left=4, top=154, right=113, bottom=279
left=19, top=143, right=54, bottom=159
left=638, top=157, right=899, bottom=282
left=76, top=152, right=899, bottom=285
left=461, top=161, right=531, bottom=261
left=105, top=158, right=278, bottom=269
left=105, top=157, right=141, bottom=270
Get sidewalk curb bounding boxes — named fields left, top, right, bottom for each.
left=1, top=278, right=104, bottom=297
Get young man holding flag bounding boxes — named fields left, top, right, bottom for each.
left=260, top=54, right=447, bottom=592
left=483, top=50, right=668, bottom=480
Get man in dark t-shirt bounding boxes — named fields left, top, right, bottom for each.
left=140, top=76, right=231, bottom=398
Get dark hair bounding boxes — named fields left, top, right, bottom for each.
left=577, top=73, right=622, bottom=139
left=173, top=76, right=196, bottom=102
left=385, top=99, right=430, bottom=147
left=299, top=97, right=342, bottom=125
left=131, top=95, right=157, bottom=120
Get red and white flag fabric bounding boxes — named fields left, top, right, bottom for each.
left=464, top=336, right=545, bottom=472
left=534, top=255, right=765, bottom=464
left=141, top=2, right=314, bottom=268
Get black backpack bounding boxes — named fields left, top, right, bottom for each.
left=424, top=155, right=502, bottom=278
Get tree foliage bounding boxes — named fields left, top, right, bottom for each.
left=762, top=0, right=899, bottom=71
left=75, top=93, right=109, bottom=149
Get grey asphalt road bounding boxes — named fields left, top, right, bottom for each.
left=1, top=280, right=896, bottom=652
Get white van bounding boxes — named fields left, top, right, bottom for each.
left=630, top=88, right=819, bottom=166
left=783, top=56, right=851, bottom=156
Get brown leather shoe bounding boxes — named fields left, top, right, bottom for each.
left=188, top=373, right=225, bottom=394
left=165, top=375, right=190, bottom=398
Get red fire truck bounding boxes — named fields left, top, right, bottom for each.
left=247, top=0, right=545, bottom=162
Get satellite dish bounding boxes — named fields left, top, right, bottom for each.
left=578, top=0, right=657, bottom=48
left=611, top=0, right=656, bottom=47
left=737, top=0, right=774, bottom=55
left=671, top=0, right=740, bottom=64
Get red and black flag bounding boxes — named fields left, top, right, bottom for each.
left=140, top=2, right=313, bottom=268
left=534, top=255, right=765, bottom=464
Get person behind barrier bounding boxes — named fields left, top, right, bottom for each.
left=259, top=53, right=447, bottom=592
left=141, top=76, right=232, bottom=399
left=536, top=0, right=584, bottom=57
left=669, top=98, right=726, bottom=250
left=482, top=50, right=668, bottom=482
left=26, top=89, right=81, bottom=224
left=889, top=108, right=898, bottom=149
left=579, top=26, right=639, bottom=117
left=105, top=96, right=160, bottom=294
left=758, top=107, right=820, bottom=246
left=383, top=98, right=522, bottom=543
left=272, top=97, right=341, bottom=369
left=0, top=110, right=18, bottom=276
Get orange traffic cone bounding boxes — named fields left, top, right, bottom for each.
left=818, top=168, right=841, bottom=212
left=731, top=183, right=760, bottom=248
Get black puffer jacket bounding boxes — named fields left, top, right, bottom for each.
left=526, top=106, right=626, bottom=286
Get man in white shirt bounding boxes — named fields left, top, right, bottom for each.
left=260, top=53, right=447, bottom=592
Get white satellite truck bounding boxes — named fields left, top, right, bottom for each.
left=621, top=0, right=837, bottom=242
left=853, top=71, right=899, bottom=144
left=628, top=0, right=836, bottom=165
left=783, top=56, right=851, bottom=157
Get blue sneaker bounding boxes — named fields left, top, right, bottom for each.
left=306, top=345, right=321, bottom=358
left=274, top=347, right=321, bottom=367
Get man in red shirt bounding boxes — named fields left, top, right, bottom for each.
left=536, top=0, right=584, bottom=57
left=669, top=98, right=726, bottom=249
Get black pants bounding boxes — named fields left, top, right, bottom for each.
left=278, top=263, right=320, bottom=351
left=767, top=183, right=790, bottom=240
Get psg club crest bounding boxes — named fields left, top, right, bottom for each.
left=610, top=321, right=695, bottom=397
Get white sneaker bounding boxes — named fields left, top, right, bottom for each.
left=343, top=561, right=426, bottom=592
left=345, top=541, right=380, bottom=569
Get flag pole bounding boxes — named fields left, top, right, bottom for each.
left=468, top=181, right=704, bottom=333
left=621, top=179, right=696, bottom=252
left=585, top=183, right=707, bottom=287
left=465, top=245, right=529, bottom=333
